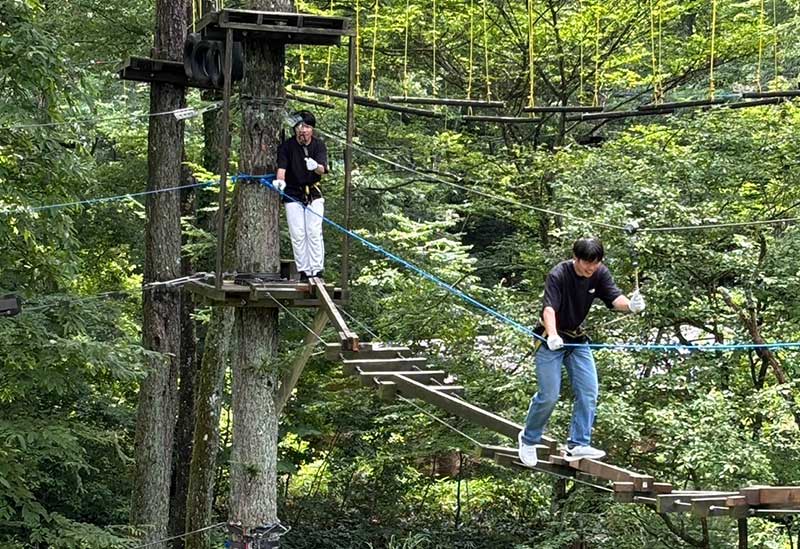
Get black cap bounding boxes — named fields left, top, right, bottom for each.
left=291, top=110, right=316, bottom=128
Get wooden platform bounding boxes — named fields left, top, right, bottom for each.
left=195, top=9, right=353, bottom=45
left=185, top=278, right=348, bottom=308
left=119, top=56, right=214, bottom=89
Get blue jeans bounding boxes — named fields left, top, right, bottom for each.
left=520, top=345, right=598, bottom=447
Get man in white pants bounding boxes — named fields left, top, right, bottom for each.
left=273, top=111, right=328, bottom=281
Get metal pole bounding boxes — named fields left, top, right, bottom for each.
left=340, top=35, right=356, bottom=291
left=737, top=518, right=748, bottom=549
left=214, top=28, right=235, bottom=290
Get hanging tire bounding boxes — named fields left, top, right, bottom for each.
left=190, top=39, right=217, bottom=86
left=183, top=33, right=202, bottom=79
left=205, top=41, right=245, bottom=88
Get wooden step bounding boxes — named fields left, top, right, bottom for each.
left=342, top=357, right=427, bottom=375
left=325, top=342, right=411, bottom=361
left=374, top=381, right=464, bottom=401
left=426, top=384, right=464, bottom=396
left=359, top=370, right=447, bottom=385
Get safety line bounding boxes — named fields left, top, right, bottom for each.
left=315, top=129, right=626, bottom=231
left=0, top=104, right=220, bottom=131
left=128, top=522, right=227, bottom=549
left=267, top=293, right=327, bottom=344
left=0, top=181, right=215, bottom=214
left=318, top=129, right=799, bottom=234
left=257, top=178, right=800, bottom=353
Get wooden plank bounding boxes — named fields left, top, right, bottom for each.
left=567, top=459, right=654, bottom=491
left=385, top=96, right=506, bottom=108
left=692, top=497, right=733, bottom=518
left=653, top=482, right=674, bottom=494
left=751, top=487, right=800, bottom=506
left=292, top=85, right=445, bottom=118
left=387, top=374, right=555, bottom=446
left=523, top=105, right=604, bottom=113
left=375, top=380, right=397, bottom=401
left=425, top=384, right=464, bottom=396
left=310, top=277, right=358, bottom=350
left=656, top=494, right=695, bottom=513
left=462, top=115, right=541, bottom=124
left=614, top=482, right=636, bottom=503
left=359, top=370, right=447, bottom=384
left=325, top=343, right=412, bottom=361
left=342, top=357, right=427, bottom=375
left=479, top=444, right=551, bottom=462
left=185, top=280, right=227, bottom=300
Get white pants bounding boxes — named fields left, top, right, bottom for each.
left=285, top=198, right=325, bottom=276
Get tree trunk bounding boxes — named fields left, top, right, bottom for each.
left=185, top=307, right=233, bottom=549
left=229, top=0, right=291, bottom=531
left=131, top=1, right=187, bottom=546
left=169, top=169, right=199, bottom=548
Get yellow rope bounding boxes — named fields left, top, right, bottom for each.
left=192, top=0, right=197, bottom=32
left=579, top=0, right=584, bottom=101
left=648, top=0, right=660, bottom=102
left=528, top=0, right=535, bottom=108
left=709, top=0, right=717, bottom=99
left=432, top=0, right=437, bottom=96
left=299, top=45, right=305, bottom=86
left=325, top=0, right=335, bottom=88
left=482, top=0, right=492, bottom=100
left=593, top=5, right=600, bottom=107
left=658, top=0, right=663, bottom=90
left=355, top=0, right=361, bottom=89
left=756, top=0, right=764, bottom=91
left=368, top=0, right=379, bottom=97
left=467, top=0, right=474, bottom=100
left=403, top=0, right=410, bottom=96
left=773, top=0, right=779, bottom=82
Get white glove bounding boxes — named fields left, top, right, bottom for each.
left=628, top=290, right=646, bottom=313
left=305, top=157, right=319, bottom=171
left=546, top=334, right=564, bottom=351
left=272, top=179, right=286, bottom=192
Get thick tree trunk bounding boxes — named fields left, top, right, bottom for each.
left=185, top=306, right=233, bottom=549
left=131, top=1, right=187, bottom=546
left=229, top=0, right=291, bottom=530
left=169, top=171, right=199, bottom=548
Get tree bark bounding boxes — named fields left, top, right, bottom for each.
left=228, top=0, right=291, bottom=531
left=131, top=1, right=187, bottom=546
left=169, top=168, right=199, bottom=548
left=185, top=307, right=233, bottom=549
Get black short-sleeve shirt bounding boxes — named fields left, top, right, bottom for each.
left=541, top=260, right=623, bottom=332
left=277, top=136, right=328, bottom=204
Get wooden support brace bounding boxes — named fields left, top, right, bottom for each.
left=310, top=277, right=359, bottom=350
left=567, top=459, right=653, bottom=491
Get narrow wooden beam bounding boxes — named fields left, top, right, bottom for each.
left=287, top=92, right=335, bottom=109
left=325, top=343, right=411, bottom=361
left=387, top=374, right=556, bottom=447
left=276, top=309, right=328, bottom=413
left=359, top=370, right=448, bottom=383
left=342, top=357, right=427, bottom=374
left=293, top=85, right=444, bottom=118
left=523, top=105, right=604, bottom=113
left=461, top=115, right=541, bottom=124
left=310, top=277, right=359, bottom=350
left=385, top=96, right=506, bottom=108
left=567, top=459, right=654, bottom=492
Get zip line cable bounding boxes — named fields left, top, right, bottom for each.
left=268, top=293, right=327, bottom=344
left=0, top=104, right=221, bottom=131
left=315, top=128, right=626, bottom=231
left=257, top=178, right=800, bottom=353
left=317, top=128, right=800, bottom=234
left=0, top=181, right=215, bottom=215
left=128, top=522, right=227, bottom=549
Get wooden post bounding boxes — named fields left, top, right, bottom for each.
left=737, top=518, right=748, bottom=549
left=340, top=35, right=356, bottom=291
left=214, top=28, right=235, bottom=290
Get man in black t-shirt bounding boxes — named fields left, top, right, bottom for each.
left=517, top=237, right=645, bottom=467
left=273, top=111, right=328, bottom=281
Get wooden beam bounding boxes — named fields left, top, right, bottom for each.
left=387, top=374, right=556, bottom=447
left=276, top=309, right=328, bottom=413
left=425, top=384, right=465, bottom=396
left=461, top=115, right=541, bottom=124
left=293, top=85, right=444, bottom=118
left=325, top=342, right=411, bottom=361
left=359, top=370, right=448, bottom=383
left=741, top=89, right=800, bottom=99
left=523, top=105, right=604, bottom=113
left=567, top=459, right=654, bottom=492
left=310, top=277, right=359, bottom=350
left=341, top=357, right=427, bottom=374
left=287, top=92, right=335, bottom=109
left=385, top=96, right=506, bottom=108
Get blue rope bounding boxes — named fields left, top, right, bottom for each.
left=257, top=178, right=800, bottom=354
left=0, top=181, right=216, bottom=214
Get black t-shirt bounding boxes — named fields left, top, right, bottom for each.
left=276, top=136, right=328, bottom=204
left=541, top=260, right=623, bottom=332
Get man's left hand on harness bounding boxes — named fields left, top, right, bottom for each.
left=628, top=290, right=646, bottom=314
left=305, top=157, right=319, bottom=171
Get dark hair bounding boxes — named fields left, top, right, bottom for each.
left=572, top=237, right=604, bottom=262
left=292, top=110, right=316, bottom=128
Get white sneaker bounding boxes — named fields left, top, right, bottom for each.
left=518, top=431, right=539, bottom=467
left=566, top=445, right=606, bottom=460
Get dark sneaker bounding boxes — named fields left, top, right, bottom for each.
left=299, top=272, right=309, bottom=282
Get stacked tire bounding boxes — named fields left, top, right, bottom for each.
left=183, top=33, right=244, bottom=88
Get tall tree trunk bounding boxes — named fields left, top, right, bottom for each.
left=185, top=307, right=233, bottom=549
left=131, top=0, right=187, bottom=546
left=229, top=0, right=291, bottom=530
left=169, top=168, right=199, bottom=548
